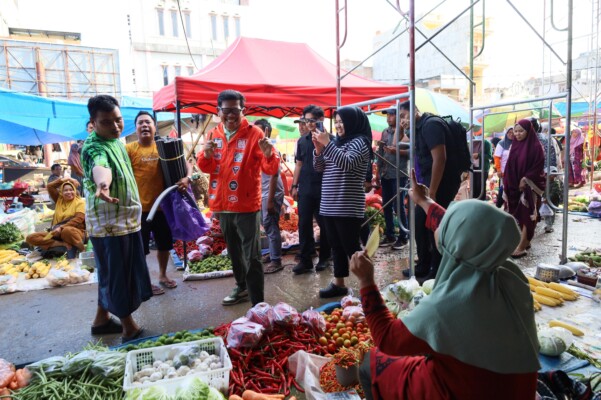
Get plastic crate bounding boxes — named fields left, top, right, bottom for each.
left=123, top=336, right=232, bottom=395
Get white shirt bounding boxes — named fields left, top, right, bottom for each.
left=494, top=142, right=511, bottom=173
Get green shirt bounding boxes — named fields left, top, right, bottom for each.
left=81, top=132, right=142, bottom=237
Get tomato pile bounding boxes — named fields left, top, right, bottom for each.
left=318, top=308, right=372, bottom=355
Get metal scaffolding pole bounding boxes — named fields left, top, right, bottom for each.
left=408, top=0, right=416, bottom=277
left=561, top=0, right=573, bottom=264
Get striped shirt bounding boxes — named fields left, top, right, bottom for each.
left=314, top=137, right=370, bottom=218
left=81, top=132, right=142, bottom=237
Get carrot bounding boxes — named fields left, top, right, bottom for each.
left=242, top=390, right=284, bottom=400
left=15, top=368, right=31, bottom=389
left=229, top=396, right=244, bottom=400
left=8, top=378, right=17, bottom=390
left=0, top=359, right=15, bottom=389
left=0, top=387, right=10, bottom=396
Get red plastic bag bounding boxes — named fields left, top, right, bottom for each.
left=226, top=317, right=264, bottom=349
left=246, top=302, right=276, bottom=332
left=301, top=308, right=326, bottom=335
left=272, top=302, right=301, bottom=327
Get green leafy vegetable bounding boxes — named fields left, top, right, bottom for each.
left=0, top=222, right=21, bottom=244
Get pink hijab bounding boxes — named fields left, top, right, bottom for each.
left=570, top=127, right=585, bottom=153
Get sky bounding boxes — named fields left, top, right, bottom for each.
left=10, top=0, right=600, bottom=95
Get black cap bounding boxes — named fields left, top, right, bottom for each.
left=293, top=118, right=305, bottom=123
left=381, top=107, right=397, bottom=115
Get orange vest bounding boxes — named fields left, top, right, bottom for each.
left=197, top=118, right=280, bottom=212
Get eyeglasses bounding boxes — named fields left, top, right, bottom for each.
left=304, top=118, right=317, bottom=124
left=218, top=107, right=243, bottom=115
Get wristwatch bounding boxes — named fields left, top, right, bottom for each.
left=187, top=173, right=201, bottom=181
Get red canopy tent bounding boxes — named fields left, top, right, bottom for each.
left=153, top=37, right=407, bottom=117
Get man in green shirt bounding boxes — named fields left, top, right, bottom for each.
left=82, top=95, right=152, bottom=343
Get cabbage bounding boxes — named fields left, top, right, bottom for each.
left=385, top=301, right=400, bottom=317
left=140, top=386, right=169, bottom=400
left=538, top=327, right=573, bottom=356
left=421, top=279, right=435, bottom=295
left=385, top=278, right=420, bottom=305
left=408, top=290, right=427, bottom=311
left=208, top=387, right=226, bottom=400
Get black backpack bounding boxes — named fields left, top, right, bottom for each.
left=422, top=113, right=472, bottom=174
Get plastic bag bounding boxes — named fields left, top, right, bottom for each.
left=68, top=268, right=90, bottom=284
left=342, top=306, right=365, bottom=323
left=272, top=302, right=301, bottom=326
left=89, top=351, right=126, bottom=379
left=288, top=350, right=330, bottom=400
left=196, top=236, right=213, bottom=246
left=169, top=345, right=201, bottom=369
left=27, top=356, right=67, bottom=378
left=408, top=290, right=427, bottom=311
left=539, top=202, right=554, bottom=218
left=62, top=350, right=100, bottom=376
left=188, top=250, right=203, bottom=262
left=340, top=294, right=360, bottom=309
left=46, top=269, right=70, bottom=287
left=301, top=308, right=326, bottom=334
left=0, top=359, right=15, bottom=388
left=246, top=302, right=276, bottom=331
left=160, top=189, right=210, bottom=241
left=226, top=317, right=264, bottom=349
left=383, top=277, right=420, bottom=308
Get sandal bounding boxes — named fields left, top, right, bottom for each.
left=264, top=262, right=284, bottom=274
left=91, top=317, right=122, bottom=335
left=122, top=328, right=144, bottom=344
left=159, top=279, right=177, bottom=289
left=511, top=250, right=528, bottom=259
left=152, top=284, right=165, bottom=296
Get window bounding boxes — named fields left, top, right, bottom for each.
left=171, top=10, right=179, bottom=37
left=187, top=66, right=194, bottom=76
left=184, top=12, right=192, bottom=38
left=223, top=15, right=229, bottom=39
left=157, top=9, right=165, bottom=36
left=234, top=17, right=240, bottom=37
left=174, top=65, right=181, bottom=76
left=210, top=13, right=217, bottom=40
left=162, top=65, right=169, bottom=86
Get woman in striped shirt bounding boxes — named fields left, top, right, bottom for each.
left=313, top=106, right=372, bottom=298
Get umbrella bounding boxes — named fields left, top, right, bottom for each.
left=369, top=88, right=480, bottom=131
left=476, top=101, right=563, bottom=135
left=0, top=118, right=75, bottom=145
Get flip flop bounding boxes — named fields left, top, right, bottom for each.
left=159, top=279, right=177, bottom=289
left=264, top=263, right=284, bottom=274
left=152, top=284, right=165, bottom=296
left=511, top=251, right=528, bottom=259
left=122, top=328, right=144, bottom=344
left=91, top=317, right=123, bottom=335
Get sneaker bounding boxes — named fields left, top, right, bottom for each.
left=222, top=287, right=249, bottom=306
left=319, top=282, right=349, bottom=298
left=315, top=259, right=331, bottom=272
left=293, top=261, right=314, bottom=275
left=544, top=226, right=554, bottom=233
left=379, top=237, right=396, bottom=247
left=392, top=238, right=408, bottom=250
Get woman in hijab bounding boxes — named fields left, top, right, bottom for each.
left=503, top=119, right=545, bottom=258
left=568, top=127, right=586, bottom=188
left=352, top=170, right=539, bottom=400
left=67, top=141, right=85, bottom=194
left=26, top=178, right=86, bottom=258
left=312, top=106, right=372, bottom=298
left=493, top=127, right=514, bottom=208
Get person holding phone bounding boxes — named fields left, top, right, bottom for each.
left=313, top=106, right=372, bottom=298
left=290, top=105, right=332, bottom=275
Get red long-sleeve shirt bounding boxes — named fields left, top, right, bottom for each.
left=361, top=285, right=537, bottom=399
left=197, top=118, right=280, bottom=213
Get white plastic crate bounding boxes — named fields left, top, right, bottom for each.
left=123, top=336, right=232, bottom=395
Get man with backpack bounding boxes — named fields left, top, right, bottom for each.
left=398, top=101, right=465, bottom=280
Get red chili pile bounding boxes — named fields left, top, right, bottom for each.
left=173, top=219, right=227, bottom=259
left=278, top=212, right=298, bottom=232
left=214, top=323, right=327, bottom=396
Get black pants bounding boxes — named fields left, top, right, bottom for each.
left=323, top=216, right=362, bottom=278
left=359, top=350, right=374, bottom=400
left=297, top=192, right=331, bottom=265
left=415, top=179, right=459, bottom=274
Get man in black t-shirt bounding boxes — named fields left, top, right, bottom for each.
left=399, top=101, right=461, bottom=280
left=289, top=105, right=332, bottom=274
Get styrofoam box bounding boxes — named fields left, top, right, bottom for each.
left=123, top=337, right=232, bottom=395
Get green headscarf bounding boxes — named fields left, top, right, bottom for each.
left=402, top=200, right=540, bottom=374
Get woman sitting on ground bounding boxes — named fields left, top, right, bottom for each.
left=26, top=178, right=86, bottom=258
left=352, top=170, right=539, bottom=400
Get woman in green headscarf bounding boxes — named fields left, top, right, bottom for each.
left=351, top=169, right=540, bottom=400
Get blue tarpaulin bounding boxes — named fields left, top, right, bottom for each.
left=0, top=88, right=165, bottom=144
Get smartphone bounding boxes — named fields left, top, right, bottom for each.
left=315, top=121, right=324, bottom=131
